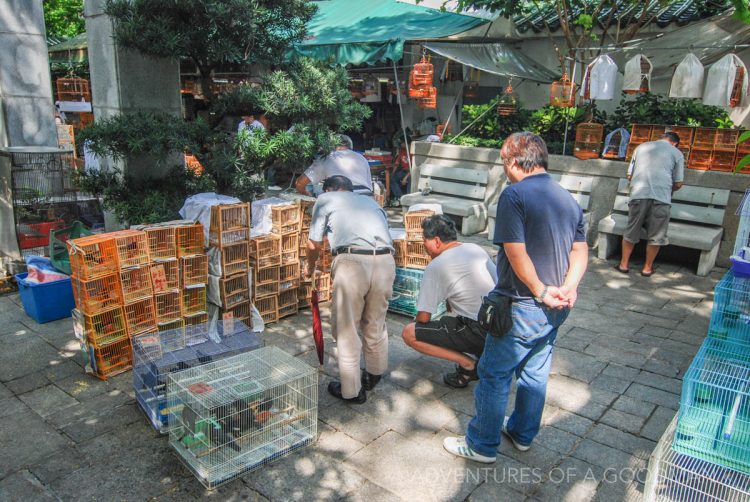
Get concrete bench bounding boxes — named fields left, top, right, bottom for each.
left=597, top=179, right=729, bottom=276
left=400, top=163, right=490, bottom=235
left=487, top=174, right=594, bottom=242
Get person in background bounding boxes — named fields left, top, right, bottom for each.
left=615, top=132, right=684, bottom=277
left=390, top=143, right=412, bottom=206
left=401, top=215, right=497, bottom=388
left=296, top=135, right=374, bottom=196
left=237, top=114, right=265, bottom=134
left=443, top=132, right=588, bottom=463
left=305, top=175, right=395, bottom=403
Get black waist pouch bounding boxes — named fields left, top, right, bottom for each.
left=477, top=292, right=513, bottom=338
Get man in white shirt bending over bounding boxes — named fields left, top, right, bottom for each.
left=402, top=214, right=497, bottom=389
left=237, top=114, right=265, bottom=134
left=295, top=134, right=373, bottom=196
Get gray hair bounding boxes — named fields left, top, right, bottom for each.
left=501, top=132, right=548, bottom=172
left=338, top=134, right=353, bottom=149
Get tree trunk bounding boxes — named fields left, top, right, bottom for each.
left=198, top=65, right=215, bottom=105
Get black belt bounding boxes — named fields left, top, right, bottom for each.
left=332, top=247, right=392, bottom=256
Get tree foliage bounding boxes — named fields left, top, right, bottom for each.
left=43, top=0, right=85, bottom=39
left=104, top=0, right=317, bottom=102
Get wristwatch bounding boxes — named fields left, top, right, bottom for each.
left=534, top=285, right=549, bottom=303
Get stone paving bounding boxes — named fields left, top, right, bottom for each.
left=0, top=228, right=723, bottom=501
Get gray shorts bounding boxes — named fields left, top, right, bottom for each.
left=624, top=199, right=671, bottom=246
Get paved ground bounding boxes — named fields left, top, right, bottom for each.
left=0, top=226, right=722, bottom=501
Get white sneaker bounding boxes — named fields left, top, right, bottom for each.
left=442, top=436, right=496, bottom=464
left=503, top=416, right=531, bottom=452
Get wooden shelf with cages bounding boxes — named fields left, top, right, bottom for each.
left=123, top=297, right=157, bottom=336
left=220, top=301, right=253, bottom=326
left=256, top=294, right=278, bottom=324
left=715, top=129, right=741, bottom=152
left=67, top=235, right=119, bottom=281
left=217, top=241, right=250, bottom=277
left=181, top=285, right=207, bottom=317
left=299, top=230, right=309, bottom=259
left=249, top=234, right=281, bottom=268
left=630, top=124, right=653, bottom=144
left=209, top=203, right=251, bottom=247
left=253, top=265, right=280, bottom=299
left=180, top=254, right=208, bottom=287
left=271, top=204, right=302, bottom=235
left=110, top=229, right=150, bottom=269
left=692, top=128, right=716, bottom=150
left=710, top=150, right=737, bottom=172
left=219, top=273, right=251, bottom=309
left=278, top=290, right=298, bottom=319
left=154, top=289, right=182, bottom=324
left=120, top=265, right=154, bottom=304
left=176, top=223, right=204, bottom=257
left=688, top=149, right=712, bottom=171
left=649, top=125, right=667, bottom=141
left=143, top=226, right=176, bottom=260
left=71, top=273, right=123, bottom=314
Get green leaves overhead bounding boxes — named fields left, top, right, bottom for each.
left=43, top=0, right=85, bottom=39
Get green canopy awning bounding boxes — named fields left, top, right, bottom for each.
left=291, top=0, right=488, bottom=65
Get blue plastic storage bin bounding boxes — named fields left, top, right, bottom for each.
left=15, top=272, right=75, bottom=323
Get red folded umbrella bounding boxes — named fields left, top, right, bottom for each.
left=311, top=289, right=324, bottom=366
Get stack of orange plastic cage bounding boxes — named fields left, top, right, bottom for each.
left=625, top=124, right=748, bottom=173
left=402, top=210, right=434, bottom=270
left=68, top=224, right=207, bottom=379
left=207, top=203, right=252, bottom=326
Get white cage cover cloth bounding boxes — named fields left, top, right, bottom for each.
left=622, top=54, right=653, bottom=93
left=580, top=54, right=618, bottom=100
left=250, top=197, right=294, bottom=237
left=670, top=53, right=705, bottom=98
left=167, top=346, right=318, bottom=488
left=703, top=54, right=749, bottom=107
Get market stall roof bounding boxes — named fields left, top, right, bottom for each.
left=48, top=32, right=88, bottom=64
left=424, top=42, right=560, bottom=84
left=291, top=0, right=489, bottom=65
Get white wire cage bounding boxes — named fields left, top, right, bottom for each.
left=166, top=346, right=318, bottom=489
left=644, top=413, right=750, bottom=502
left=132, top=319, right=263, bottom=433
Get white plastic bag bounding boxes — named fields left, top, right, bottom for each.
left=622, top=54, right=652, bottom=93
left=703, top=54, right=748, bottom=107
left=669, top=53, right=704, bottom=98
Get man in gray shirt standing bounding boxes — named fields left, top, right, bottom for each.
left=616, top=132, right=684, bottom=277
left=306, top=175, right=395, bottom=403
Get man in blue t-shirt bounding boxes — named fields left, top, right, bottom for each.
left=444, top=132, right=589, bottom=463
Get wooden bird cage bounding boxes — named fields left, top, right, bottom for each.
left=389, top=80, right=407, bottom=96
left=56, top=77, right=91, bottom=102
left=410, top=56, right=434, bottom=87
left=730, top=65, right=746, bottom=108
left=349, top=79, right=365, bottom=99
left=573, top=122, right=604, bottom=160
left=550, top=73, right=576, bottom=107
left=463, top=68, right=480, bottom=98
left=496, top=84, right=518, bottom=117
left=624, top=56, right=652, bottom=94
left=416, top=86, right=437, bottom=109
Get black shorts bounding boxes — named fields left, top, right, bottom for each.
left=414, top=316, right=487, bottom=357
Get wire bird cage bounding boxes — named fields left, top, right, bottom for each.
left=644, top=413, right=750, bottom=502
left=388, top=267, right=446, bottom=318
left=166, top=347, right=318, bottom=488
left=132, top=319, right=262, bottom=433
left=209, top=203, right=251, bottom=247
left=674, top=336, right=750, bottom=475
left=2, top=147, right=87, bottom=256
left=731, top=65, right=746, bottom=108
left=496, top=83, right=518, bottom=117
left=707, top=271, right=750, bottom=345
left=550, top=73, right=576, bottom=107
left=574, top=122, right=604, bottom=160
left=56, top=77, right=91, bottom=102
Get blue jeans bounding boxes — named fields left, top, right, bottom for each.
left=466, top=300, right=569, bottom=457
left=390, top=170, right=410, bottom=199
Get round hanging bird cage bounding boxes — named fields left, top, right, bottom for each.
left=416, top=86, right=437, bottom=109
left=624, top=55, right=652, bottom=94
left=730, top=64, right=746, bottom=108
left=463, top=81, right=479, bottom=98
left=574, top=122, right=604, bottom=160
left=496, top=83, right=518, bottom=116
left=602, top=129, right=623, bottom=159
left=410, top=56, right=434, bottom=87
left=550, top=73, right=576, bottom=107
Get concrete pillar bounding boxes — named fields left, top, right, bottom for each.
left=84, top=0, right=182, bottom=180
left=0, top=0, right=58, bottom=148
